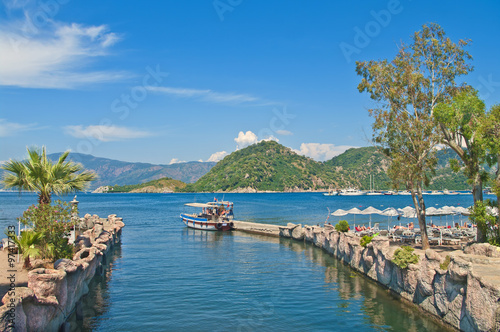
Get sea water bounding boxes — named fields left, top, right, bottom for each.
left=1, top=192, right=480, bottom=331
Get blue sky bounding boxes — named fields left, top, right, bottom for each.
left=1, top=0, right=499, bottom=165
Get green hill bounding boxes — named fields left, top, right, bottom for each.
left=183, top=141, right=475, bottom=193
left=107, top=177, right=186, bottom=193
left=184, top=141, right=326, bottom=192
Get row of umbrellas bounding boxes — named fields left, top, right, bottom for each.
left=331, top=205, right=499, bottom=228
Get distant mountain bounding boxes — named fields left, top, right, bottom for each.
left=42, top=153, right=215, bottom=188
left=183, top=141, right=474, bottom=193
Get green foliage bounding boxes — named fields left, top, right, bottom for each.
left=1, top=146, right=97, bottom=204
left=111, top=177, right=186, bottom=192
left=435, top=89, right=488, bottom=202
left=356, top=23, right=473, bottom=249
left=335, top=220, right=350, bottom=233
left=392, top=246, right=420, bottom=269
left=360, top=235, right=374, bottom=247
left=181, top=141, right=472, bottom=192
left=440, top=255, right=451, bottom=270
left=469, top=200, right=498, bottom=243
left=18, top=200, right=75, bottom=260
left=9, top=230, right=43, bottom=268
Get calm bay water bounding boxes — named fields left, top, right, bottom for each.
left=0, top=192, right=481, bottom=331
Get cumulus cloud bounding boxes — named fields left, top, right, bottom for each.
left=64, top=125, right=152, bottom=142
left=0, top=6, right=125, bottom=88
left=294, top=143, right=357, bottom=161
left=207, top=151, right=228, bottom=162
left=234, top=131, right=259, bottom=149
left=169, top=158, right=186, bottom=165
left=0, top=119, right=40, bottom=136
left=234, top=130, right=280, bottom=150
left=145, top=86, right=260, bottom=105
left=276, top=129, right=293, bottom=136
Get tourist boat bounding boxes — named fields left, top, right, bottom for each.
left=338, top=188, right=366, bottom=196
left=443, top=189, right=459, bottom=195
left=323, top=187, right=339, bottom=196
left=180, top=201, right=234, bottom=231
left=398, top=190, right=411, bottom=195
left=383, top=190, right=397, bottom=195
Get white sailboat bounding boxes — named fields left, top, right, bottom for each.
left=366, top=174, right=383, bottom=195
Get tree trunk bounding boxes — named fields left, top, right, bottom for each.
left=471, top=171, right=483, bottom=203
left=411, top=187, right=429, bottom=250
left=38, top=193, right=51, bottom=205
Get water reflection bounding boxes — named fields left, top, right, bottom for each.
left=278, top=237, right=454, bottom=332
left=65, top=245, right=122, bottom=331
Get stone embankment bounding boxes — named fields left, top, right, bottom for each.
left=278, top=223, right=500, bottom=332
left=0, top=214, right=124, bottom=332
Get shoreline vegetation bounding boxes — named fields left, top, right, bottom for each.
left=88, top=141, right=487, bottom=194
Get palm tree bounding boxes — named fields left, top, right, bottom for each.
left=11, top=230, right=44, bottom=268
left=1, top=146, right=97, bottom=204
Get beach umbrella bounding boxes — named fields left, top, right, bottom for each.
left=381, top=207, right=400, bottom=230
left=331, top=209, right=349, bottom=216
left=346, top=207, right=363, bottom=226
left=360, top=206, right=382, bottom=228
left=399, top=206, right=416, bottom=218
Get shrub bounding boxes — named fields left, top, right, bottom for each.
left=18, top=200, right=75, bottom=261
left=335, top=220, right=349, bottom=232
left=440, top=255, right=451, bottom=270
left=469, top=200, right=497, bottom=243
left=360, top=232, right=380, bottom=247
left=392, top=246, right=419, bottom=269
left=360, top=235, right=373, bottom=247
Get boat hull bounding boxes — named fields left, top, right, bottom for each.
left=180, top=214, right=233, bottom=231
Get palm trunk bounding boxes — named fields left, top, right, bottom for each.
left=411, top=186, right=429, bottom=250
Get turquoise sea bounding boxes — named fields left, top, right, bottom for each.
left=1, top=192, right=484, bottom=331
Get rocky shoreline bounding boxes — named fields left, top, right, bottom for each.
left=0, top=214, right=124, bottom=331
left=278, top=223, right=500, bottom=332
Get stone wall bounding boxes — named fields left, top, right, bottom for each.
left=279, top=223, right=500, bottom=332
left=0, top=215, right=124, bottom=332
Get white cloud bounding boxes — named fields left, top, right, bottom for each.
left=276, top=129, right=293, bottom=136
left=261, top=135, right=279, bottom=142
left=64, top=125, right=152, bottom=142
left=169, top=158, right=186, bottom=165
left=207, top=151, right=228, bottom=162
left=0, top=9, right=126, bottom=88
left=0, top=119, right=40, bottom=136
left=145, top=86, right=259, bottom=105
left=234, top=131, right=258, bottom=149
left=294, top=143, right=357, bottom=161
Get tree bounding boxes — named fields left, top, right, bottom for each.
left=481, top=104, right=500, bottom=215
left=434, top=89, right=487, bottom=203
left=356, top=23, right=472, bottom=249
left=11, top=230, right=43, bottom=269
left=1, top=146, right=97, bottom=204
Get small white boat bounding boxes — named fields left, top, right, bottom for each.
left=339, top=188, right=366, bottom=196
left=398, top=190, right=412, bottom=195
left=366, top=191, right=383, bottom=196
left=180, top=201, right=234, bottom=231
left=443, top=189, right=459, bottom=195
left=383, top=190, right=397, bottom=195
left=323, top=187, right=339, bottom=196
